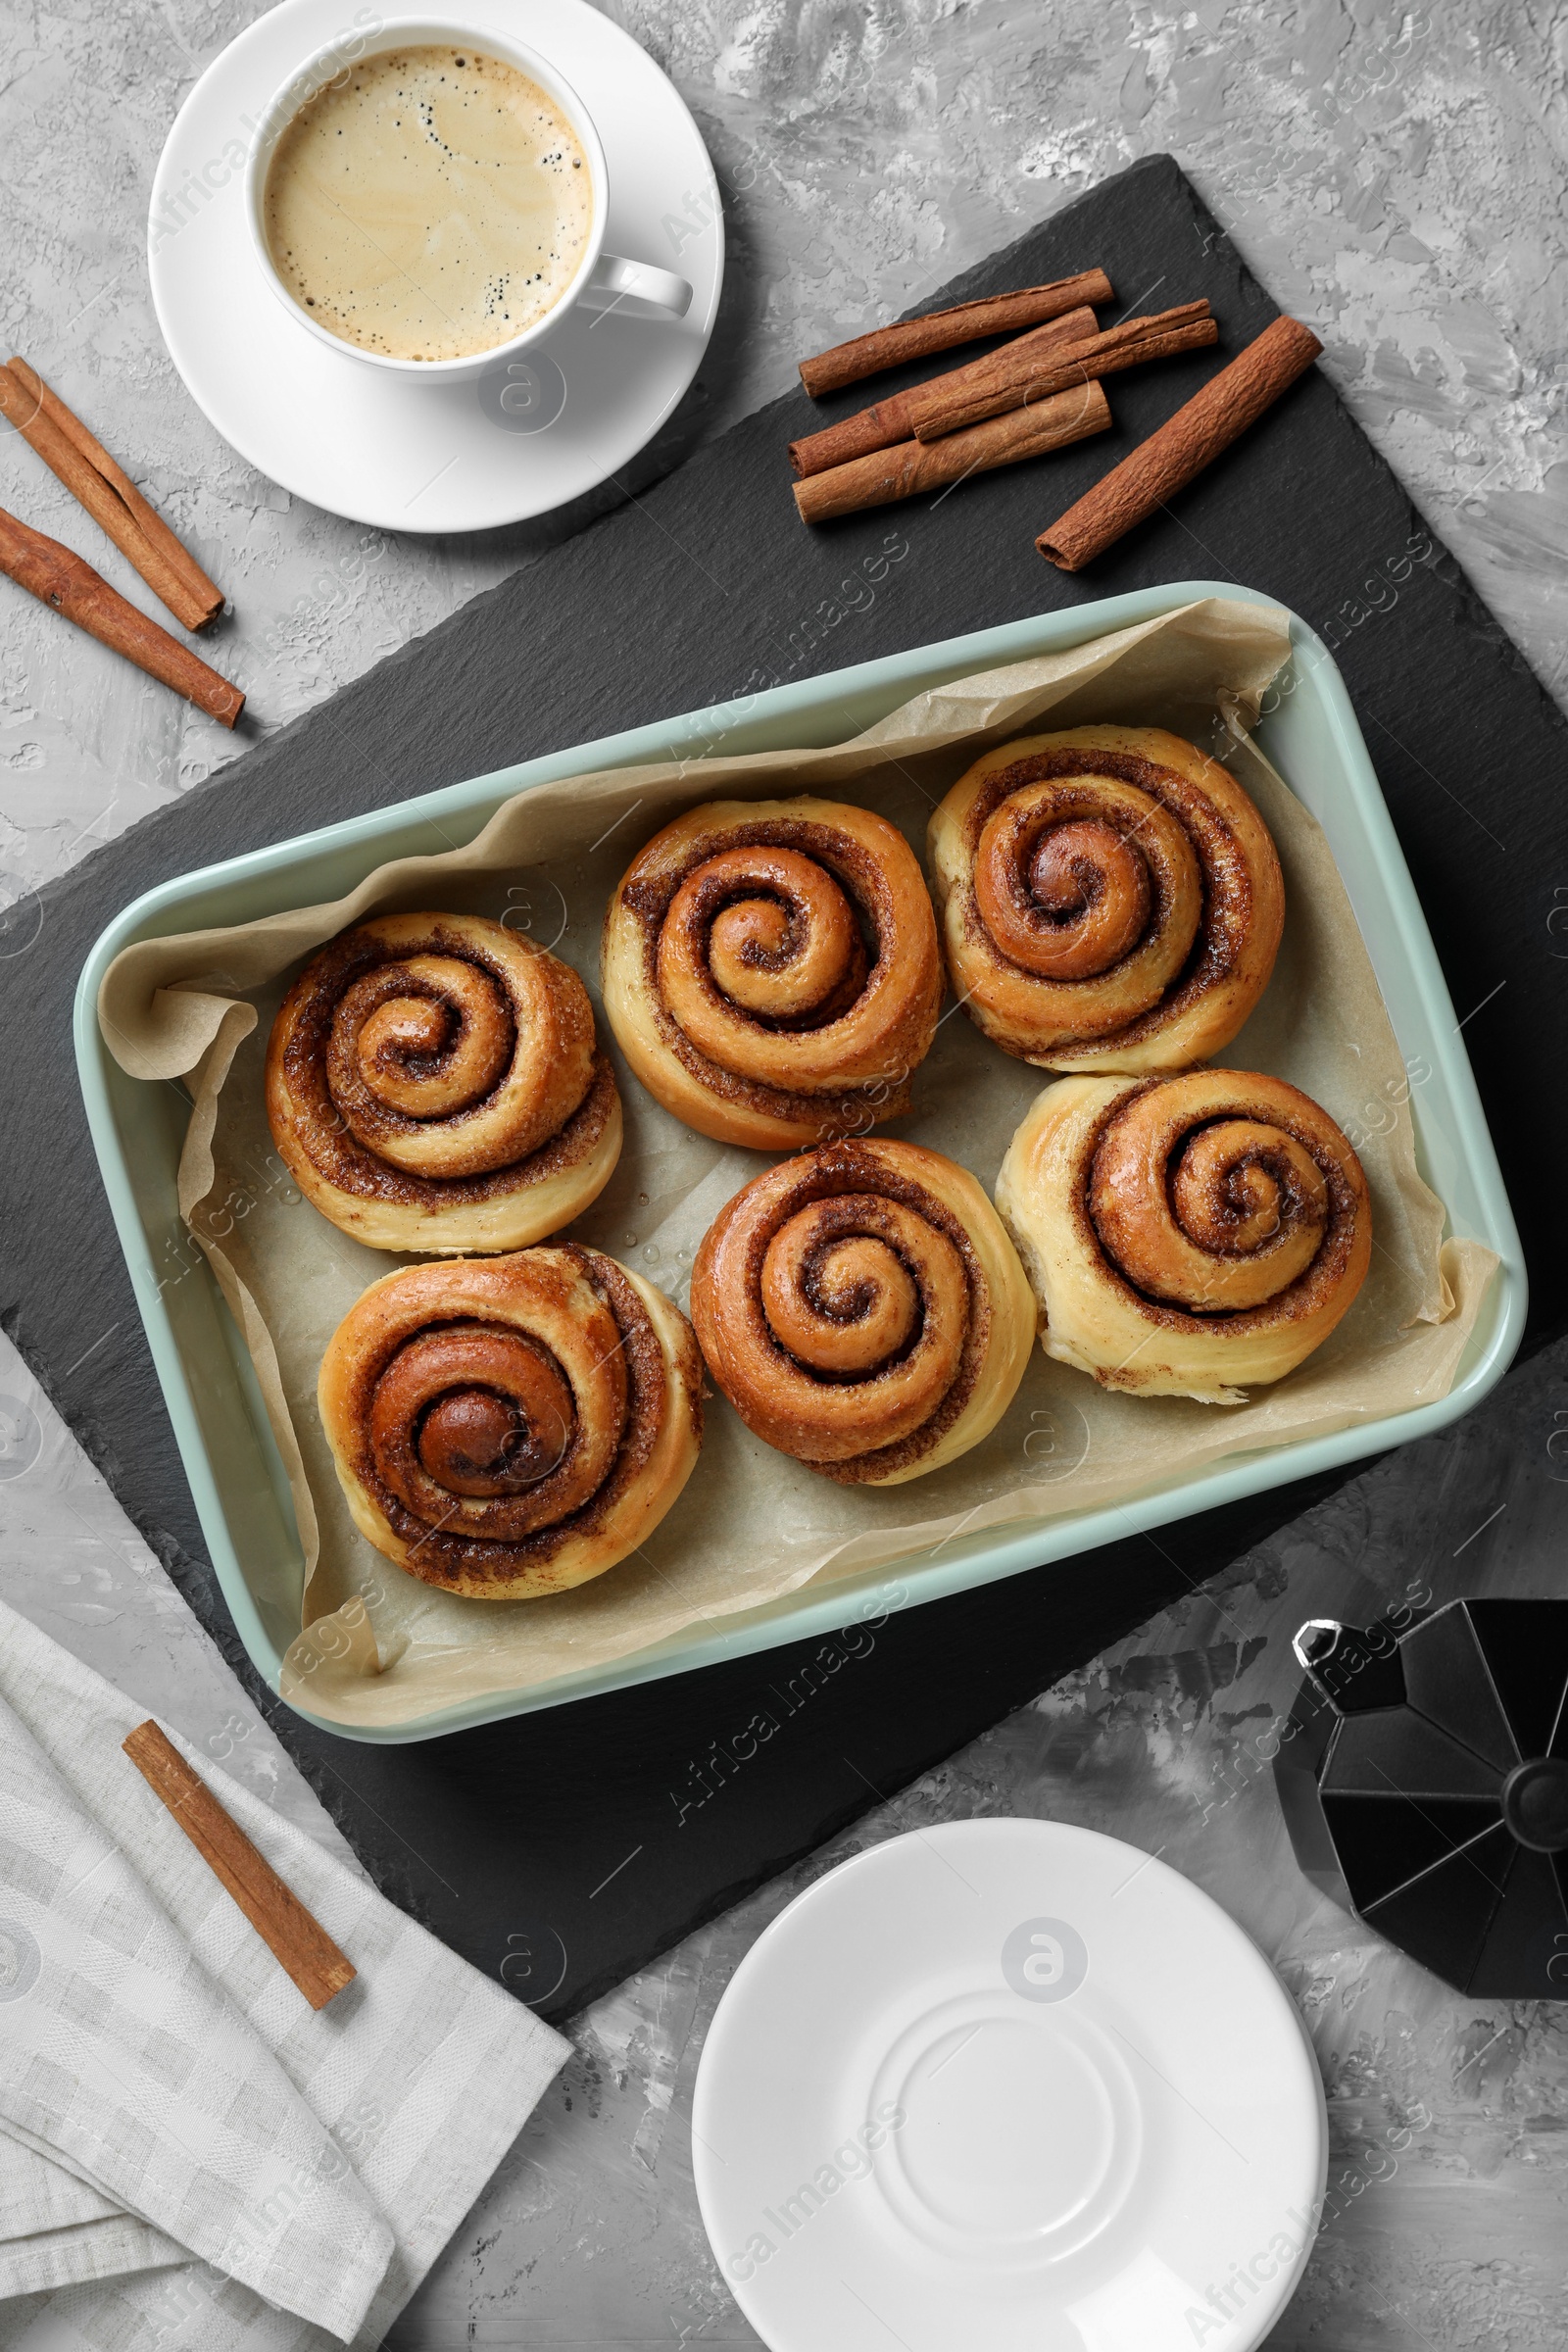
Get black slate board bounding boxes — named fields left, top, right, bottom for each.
left=3, top=156, right=1563, bottom=2021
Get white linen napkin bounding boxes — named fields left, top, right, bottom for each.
left=0, top=1599, right=569, bottom=2347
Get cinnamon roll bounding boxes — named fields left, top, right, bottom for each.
left=927, top=725, right=1284, bottom=1070
left=267, top=913, right=620, bottom=1253
left=690, top=1139, right=1034, bottom=1484
left=318, top=1247, right=703, bottom=1597
left=996, top=1070, right=1371, bottom=1403
left=601, top=798, right=943, bottom=1150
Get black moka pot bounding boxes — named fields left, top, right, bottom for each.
left=1274, top=1598, right=1568, bottom=1997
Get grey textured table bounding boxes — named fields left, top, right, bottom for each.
left=2, top=3, right=1566, bottom=2345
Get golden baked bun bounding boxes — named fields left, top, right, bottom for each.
left=600, top=798, right=942, bottom=1150
left=318, top=1248, right=703, bottom=1598
left=996, top=1069, right=1371, bottom=1404
left=267, top=912, right=620, bottom=1253
left=928, top=725, right=1284, bottom=1071
left=690, top=1139, right=1034, bottom=1484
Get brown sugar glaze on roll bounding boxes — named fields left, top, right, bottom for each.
left=690, top=1139, right=1035, bottom=1484
left=600, top=798, right=943, bottom=1151
left=995, top=1068, right=1371, bottom=1403
left=267, top=912, right=621, bottom=1253
left=927, top=725, right=1284, bottom=1072
left=318, top=1246, right=704, bottom=1597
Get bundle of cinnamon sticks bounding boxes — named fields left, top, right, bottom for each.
left=790, top=269, right=1323, bottom=561
left=0, top=359, right=243, bottom=723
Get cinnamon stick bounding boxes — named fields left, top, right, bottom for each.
left=798, top=270, right=1114, bottom=397
left=795, top=381, right=1111, bottom=524
left=123, top=1721, right=355, bottom=2011
left=0, top=505, right=243, bottom=724
left=10, top=358, right=225, bottom=628
left=1036, top=315, right=1324, bottom=571
left=790, top=305, right=1099, bottom=480
left=0, top=362, right=222, bottom=632
left=908, top=302, right=1217, bottom=442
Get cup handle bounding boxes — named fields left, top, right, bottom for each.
left=579, top=253, right=693, bottom=320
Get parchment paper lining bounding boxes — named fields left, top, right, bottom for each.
left=99, top=600, right=1496, bottom=1728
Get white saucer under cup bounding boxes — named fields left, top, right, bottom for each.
left=149, top=0, right=723, bottom=532
left=693, top=1820, right=1327, bottom=2352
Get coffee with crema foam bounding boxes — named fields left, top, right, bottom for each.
left=264, top=46, right=593, bottom=362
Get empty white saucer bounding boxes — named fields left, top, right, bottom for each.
left=148, top=0, right=722, bottom=531
left=693, top=1819, right=1326, bottom=2352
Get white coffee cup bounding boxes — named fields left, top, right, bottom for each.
left=243, top=17, right=692, bottom=382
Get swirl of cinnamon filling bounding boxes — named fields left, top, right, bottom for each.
left=995, top=1069, right=1371, bottom=1404
left=928, top=725, right=1284, bottom=1071
left=318, top=1247, right=704, bottom=1597
left=601, top=799, right=943, bottom=1150
left=266, top=912, right=621, bottom=1253
left=690, top=1139, right=1034, bottom=1484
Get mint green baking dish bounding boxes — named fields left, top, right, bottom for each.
left=74, top=582, right=1526, bottom=1742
